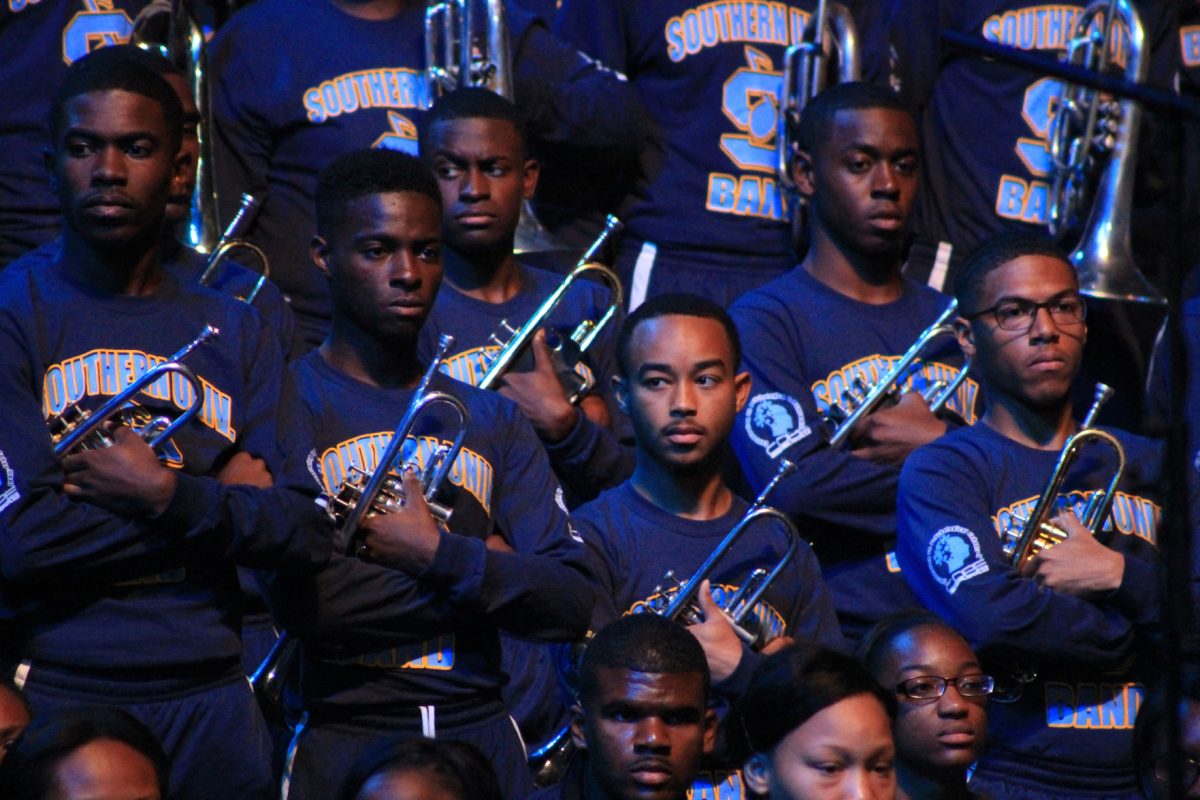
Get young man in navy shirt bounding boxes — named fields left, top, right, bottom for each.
left=730, top=82, right=978, bottom=644
left=574, top=292, right=843, bottom=800
left=0, top=48, right=330, bottom=800
left=897, top=233, right=1162, bottom=798
left=269, top=148, right=593, bottom=800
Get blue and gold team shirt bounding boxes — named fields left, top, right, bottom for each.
left=0, top=0, right=152, bottom=264
left=209, top=0, right=428, bottom=340
left=0, top=256, right=297, bottom=687
left=554, top=0, right=824, bottom=268
left=273, top=351, right=591, bottom=720
left=897, top=422, right=1161, bottom=795
left=886, top=0, right=1178, bottom=262
left=575, top=480, right=845, bottom=800
left=730, top=267, right=979, bottom=640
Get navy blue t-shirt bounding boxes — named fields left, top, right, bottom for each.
left=898, top=422, right=1161, bottom=795
left=730, top=266, right=978, bottom=637
left=271, top=351, right=593, bottom=719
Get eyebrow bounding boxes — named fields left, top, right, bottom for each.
left=898, top=661, right=983, bottom=674
left=842, top=142, right=918, bottom=159
left=989, top=288, right=1079, bottom=305
left=65, top=127, right=162, bottom=143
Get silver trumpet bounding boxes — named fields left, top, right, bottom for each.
left=477, top=216, right=625, bottom=404
left=1046, top=0, right=1165, bottom=304
left=49, top=325, right=219, bottom=458
left=196, top=193, right=270, bottom=305
left=252, top=336, right=471, bottom=721
left=1003, top=383, right=1125, bottom=569
left=777, top=0, right=861, bottom=195
left=825, top=300, right=972, bottom=449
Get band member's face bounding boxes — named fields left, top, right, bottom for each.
left=744, top=694, right=896, bottom=800
left=0, top=689, right=29, bottom=764
left=49, top=90, right=184, bottom=251
left=426, top=117, right=538, bottom=255
left=161, top=72, right=200, bottom=227
left=313, top=191, right=443, bottom=344
left=615, top=315, right=750, bottom=473
left=959, top=255, right=1085, bottom=410
left=575, top=668, right=715, bottom=800
left=798, top=107, right=918, bottom=259
left=878, top=626, right=987, bottom=773
left=52, top=739, right=162, bottom=800
left=355, top=767, right=459, bottom=800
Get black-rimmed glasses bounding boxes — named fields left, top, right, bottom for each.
left=964, top=294, right=1087, bottom=332
left=895, top=674, right=995, bottom=700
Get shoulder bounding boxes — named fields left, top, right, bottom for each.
left=902, top=424, right=993, bottom=482
left=573, top=483, right=632, bottom=527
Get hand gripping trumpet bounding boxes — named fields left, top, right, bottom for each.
left=648, top=458, right=801, bottom=649
left=1004, top=383, right=1125, bottom=569
left=49, top=325, right=219, bottom=458
left=477, top=215, right=625, bottom=404
left=825, top=300, right=972, bottom=449
left=251, top=335, right=471, bottom=722
left=196, top=193, right=271, bottom=305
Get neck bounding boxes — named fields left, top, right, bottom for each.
left=630, top=452, right=733, bottom=520
left=895, top=760, right=972, bottom=800
left=982, top=390, right=1077, bottom=450
left=443, top=245, right=521, bottom=303
left=320, top=322, right=424, bottom=390
left=330, top=0, right=412, bottom=20
left=58, top=227, right=162, bottom=296
left=802, top=226, right=903, bottom=304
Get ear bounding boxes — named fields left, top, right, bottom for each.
left=171, top=148, right=189, bottom=193
left=791, top=148, right=815, bottom=201
left=733, top=371, right=752, bottom=414
left=613, top=375, right=630, bottom=416
left=522, top=156, right=540, bottom=201
left=43, top=148, right=59, bottom=193
left=742, top=752, right=772, bottom=795
left=570, top=703, right=588, bottom=750
left=702, top=707, right=718, bottom=755
left=953, top=316, right=976, bottom=359
left=310, top=235, right=332, bottom=278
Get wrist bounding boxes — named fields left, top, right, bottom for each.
left=148, top=469, right=178, bottom=517
left=539, top=403, right=580, bottom=443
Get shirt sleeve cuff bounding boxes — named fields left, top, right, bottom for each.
left=420, top=529, right=487, bottom=603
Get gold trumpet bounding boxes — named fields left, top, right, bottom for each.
left=252, top=335, right=471, bottom=721
left=49, top=325, right=219, bottom=458
left=1004, top=383, right=1125, bottom=569
left=477, top=216, right=625, bottom=404
left=1046, top=0, right=1164, bottom=304
left=825, top=300, right=972, bottom=449
left=196, top=193, right=270, bottom=305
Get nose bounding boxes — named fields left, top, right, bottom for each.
left=1028, top=304, right=1060, bottom=342
left=390, top=249, right=421, bottom=287
left=460, top=165, right=488, bottom=200
left=937, top=682, right=969, bottom=716
left=633, top=717, right=669, bottom=751
left=669, top=379, right=698, bottom=416
left=93, top=144, right=126, bottom=184
left=871, top=163, right=899, bottom=197
left=847, top=766, right=878, bottom=799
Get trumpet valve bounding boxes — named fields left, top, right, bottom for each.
left=500, top=320, right=518, bottom=335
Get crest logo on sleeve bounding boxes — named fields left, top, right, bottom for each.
left=745, top=393, right=810, bottom=458
left=927, top=525, right=989, bottom=595
left=0, top=448, right=19, bottom=514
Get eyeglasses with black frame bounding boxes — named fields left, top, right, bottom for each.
left=1151, top=754, right=1200, bottom=787
left=964, top=292, right=1087, bottom=332
left=895, top=674, right=995, bottom=700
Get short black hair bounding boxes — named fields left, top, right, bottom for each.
left=616, top=293, right=742, bottom=378
left=736, top=646, right=896, bottom=756
left=953, top=233, right=1073, bottom=316
left=856, top=611, right=972, bottom=680
left=0, top=706, right=169, bottom=800
left=578, top=615, right=710, bottom=707
left=420, top=87, right=528, bottom=159
left=315, top=148, right=442, bottom=236
left=49, top=45, right=183, bottom=153
left=796, top=81, right=911, bottom=156
left=338, top=737, right=501, bottom=800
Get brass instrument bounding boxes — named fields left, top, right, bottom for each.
left=196, top=193, right=271, bottom=304
left=477, top=216, right=625, bottom=404
left=1046, top=0, right=1165, bottom=304
left=1003, top=383, right=1125, bottom=569
left=532, top=460, right=801, bottom=786
left=132, top=0, right=219, bottom=254
left=777, top=0, right=861, bottom=194
left=252, top=335, right=471, bottom=720
left=49, top=325, right=219, bottom=458
left=826, top=300, right=972, bottom=449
